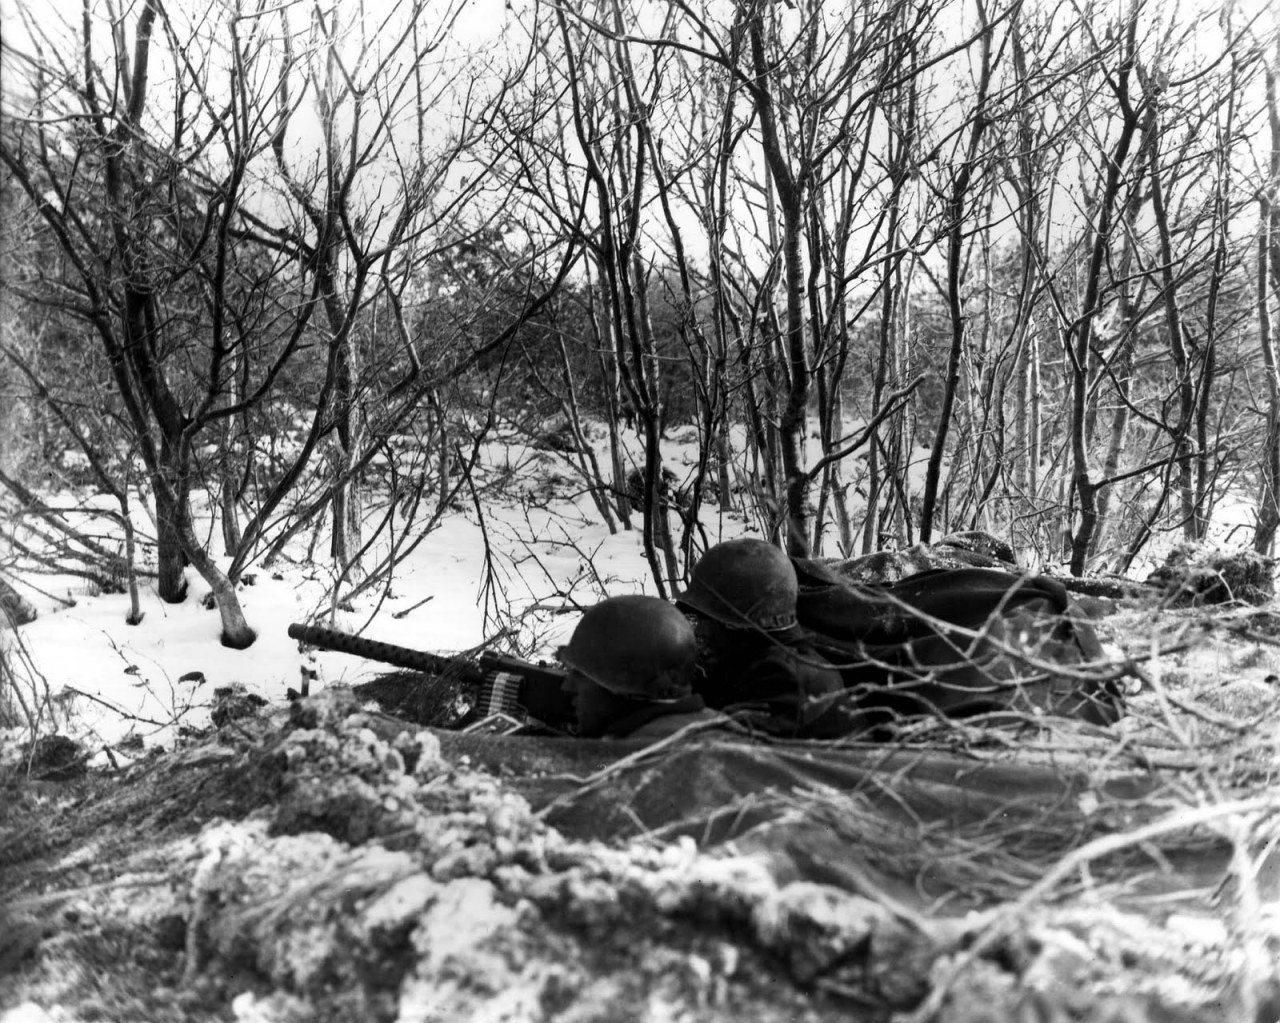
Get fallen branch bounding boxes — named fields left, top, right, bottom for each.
left=908, top=791, right=1280, bottom=1021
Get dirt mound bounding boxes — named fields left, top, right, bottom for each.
left=2, top=689, right=1277, bottom=1022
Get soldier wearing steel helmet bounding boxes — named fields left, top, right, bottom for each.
left=557, top=595, right=726, bottom=740
left=676, top=538, right=866, bottom=739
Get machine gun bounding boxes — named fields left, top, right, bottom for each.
left=287, top=623, right=574, bottom=735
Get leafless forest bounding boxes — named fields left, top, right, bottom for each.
left=2, top=0, right=1278, bottom=644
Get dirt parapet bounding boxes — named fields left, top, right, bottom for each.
left=2, top=688, right=1276, bottom=1022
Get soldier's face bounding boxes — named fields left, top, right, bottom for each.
left=689, top=612, right=734, bottom=666
left=561, top=668, right=616, bottom=738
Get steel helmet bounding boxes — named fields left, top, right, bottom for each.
left=559, top=595, right=697, bottom=702
left=679, top=538, right=798, bottom=632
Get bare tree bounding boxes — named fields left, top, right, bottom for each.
left=917, top=0, right=1000, bottom=542
left=0, top=0, right=568, bottom=639
left=0, top=0, right=265, bottom=644
left=1256, top=32, right=1280, bottom=555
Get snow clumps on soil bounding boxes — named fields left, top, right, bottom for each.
left=5, top=686, right=1278, bottom=1023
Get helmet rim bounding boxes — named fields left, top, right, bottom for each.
left=679, top=539, right=799, bottom=632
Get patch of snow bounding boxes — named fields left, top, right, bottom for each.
left=7, top=429, right=754, bottom=752
left=362, top=874, right=439, bottom=933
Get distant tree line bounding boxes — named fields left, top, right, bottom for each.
left=1, top=0, right=1278, bottom=643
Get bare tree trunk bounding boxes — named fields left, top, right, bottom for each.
left=866, top=179, right=908, bottom=554
left=1092, top=358, right=1132, bottom=563
left=746, top=13, right=811, bottom=556
left=629, top=251, right=681, bottom=586
left=1067, top=7, right=1144, bottom=576
left=119, top=482, right=143, bottom=626
left=827, top=383, right=854, bottom=556
left=1027, top=331, right=1042, bottom=502
left=320, top=268, right=364, bottom=578
left=154, top=437, right=255, bottom=647
left=1147, top=107, right=1198, bottom=542
left=1091, top=147, right=1149, bottom=561
left=920, top=2, right=994, bottom=542
left=1195, top=62, right=1241, bottom=539
left=585, top=267, right=632, bottom=529
left=184, top=527, right=256, bottom=649
left=1255, top=54, right=1280, bottom=555
left=153, top=440, right=190, bottom=604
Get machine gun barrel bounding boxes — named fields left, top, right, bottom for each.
left=287, top=622, right=574, bottom=729
left=287, top=623, right=484, bottom=682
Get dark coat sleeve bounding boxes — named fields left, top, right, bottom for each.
left=725, top=644, right=865, bottom=739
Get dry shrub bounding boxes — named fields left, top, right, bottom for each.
left=1148, top=543, right=1275, bottom=607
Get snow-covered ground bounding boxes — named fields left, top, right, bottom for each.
left=3, top=428, right=765, bottom=759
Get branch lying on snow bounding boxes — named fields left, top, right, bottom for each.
left=2, top=623, right=62, bottom=739
left=2, top=573, right=78, bottom=611
left=5, top=874, right=173, bottom=912
left=0, top=469, right=135, bottom=576
left=58, top=687, right=176, bottom=730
